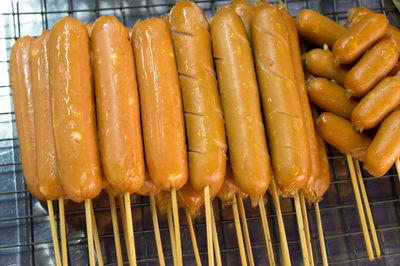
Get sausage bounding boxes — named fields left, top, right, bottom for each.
left=217, top=161, right=247, bottom=205
left=296, top=9, right=346, bottom=47
left=86, top=22, right=94, bottom=36
left=155, top=191, right=171, bottom=215
left=347, top=7, right=374, bottom=26
left=280, top=3, right=320, bottom=200
left=211, top=8, right=271, bottom=198
left=132, top=17, right=188, bottom=191
left=317, top=112, right=372, bottom=161
left=177, top=183, right=203, bottom=218
left=344, top=39, right=399, bottom=98
left=304, top=48, right=348, bottom=85
left=230, top=0, right=253, bottom=39
left=389, top=61, right=400, bottom=76
left=333, top=13, right=388, bottom=64
left=364, top=110, right=400, bottom=177
left=49, top=17, right=102, bottom=202
left=137, top=172, right=161, bottom=196
left=351, top=76, right=400, bottom=131
left=251, top=3, right=310, bottom=196
left=91, top=16, right=145, bottom=195
left=307, top=77, right=357, bottom=119
left=29, top=31, right=65, bottom=200
left=9, top=37, right=44, bottom=200
left=169, top=2, right=226, bottom=198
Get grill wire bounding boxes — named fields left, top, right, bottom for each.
left=1, top=0, right=400, bottom=265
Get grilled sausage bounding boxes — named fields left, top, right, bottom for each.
left=230, top=0, right=253, bottom=39
left=132, top=18, right=188, bottom=191
left=92, top=16, right=145, bottom=195
left=155, top=191, right=172, bottom=215
left=344, top=39, right=399, bottom=98
left=347, top=7, right=373, bottom=26
left=333, top=13, right=388, bottom=64
left=317, top=112, right=372, bottom=161
left=307, top=77, right=357, bottom=119
left=365, top=110, right=400, bottom=177
left=351, top=76, right=400, bottom=131
left=217, top=161, right=247, bottom=205
left=49, top=17, right=102, bottom=202
left=10, top=37, right=44, bottom=200
left=389, top=61, right=400, bottom=76
left=177, top=183, right=203, bottom=217
left=211, top=7, right=271, bottom=198
left=30, top=31, right=64, bottom=200
left=251, top=3, right=310, bottom=196
left=170, top=2, right=226, bottom=198
left=137, top=173, right=161, bottom=196
left=296, top=9, right=346, bottom=47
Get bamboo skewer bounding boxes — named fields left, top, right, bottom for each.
left=85, top=199, right=95, bottom=266
left=109, top=195, right=123, bottom=266
left=314, top=202, right=328, bottom=266
left=171, top=188, right=182, bottom=266
left=299, top=191, right=314, bottom=265
left=167, top=205, right=178, bottom=266
left=355, top=161, right=380, bottom=258
left=185, top=209, right=201, bottom=266
left=47, top=200, right=62, bottom=266
left=346, top=155, right=374, bottom=261
left=90, top=201, right=104, bottom=266
left=204, top=186, right=214, bottom=266
left=118, top=195, right=132, bottom=264
left=258, top=197, right=276, bottom=266
left=210, top=207, right=222, bottom=266
left=294, top=193, right=310, bottom=266
left=232, top=195, right=247, bottom=266
left=149, top=192, right=166, bottom=266
left=124, top=192, right=137, bottom=266
left=58, top=197, right=68, bottom=266
left=396, top=159, right=400, bottom=183
left=237, top=196, right=254, bottom=266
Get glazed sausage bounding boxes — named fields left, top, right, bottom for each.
left=170, top=2, right=226, bottom=198
left=132, top=18, right=188, bottom=191
left=317, top=112, right=372, bottom=161
left=307, top=77, right=357, bottom=119
left=344, top=39, right=399, bottom=98
left=251, top=3, right=310, bottom=196
left=10, top=37, right=44, bottom=200
left=137, top=173, right=161, bottom=196
left=230, top=0, right=253, bottom=39
left=296, top=9, right=346, bottom=47
left=304, top=48, right=348, bottom=85
left=351, top=76, right=400, bottom=131
left=365, top=110, right=400, bottom=177
left=29, top=31, right=64, bottom=200
left=333, top=13, right=388, bottom=64
left=389, top=61, right=400, bottom=76
left=217, top=161, right=247, bottom=205
left=92, top=16, right=145, bottom=195
left=177, top=183, right=203, bottom=217
left=280, top=3, right=320, bottom=198
left=155, top=191, right=171, bottom=215
left=211, top=7, right=271, bottom=198
left=49, top=17, right=102, bottom=202
left=86, top=22, right=94, bottom=36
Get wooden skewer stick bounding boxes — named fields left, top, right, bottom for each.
left=58, top=197, right=68, bottom=266
left=171, top=188, right=182, bottom=266
left=346, top=155, right=374, bottom=261
left=355, top=160, right=380, bottom=258
left=294, top=193, right=310, bottom=266
left=210, top=207, right=222, bottom=266
left=258, top=197, right=275, bottom=266
left=232, top=195, right=248, bottom=266
left=167, top=205, right=178, bottom=266
left=237, top=196, right=255, bottom=266
left=47, top=200, right=62, bottom=266
left=124, top=192, right=137, bottom=266
left=269, top=180, right=291, bottom=266
left=90, top=200, right=104, bottom=266
left=85, top=199, right=95, bottom=266
left=204, top=186, right=214, bottom=266
left=299, top=191, right=314, bottom=265
left=395, top=159, right=400, bottom=183
left=118, top=195, right=132, bottom=263
left=108, top=195, right=123, bottom=266
left=185, top=209, right=201, bottom=266
left=149, top=192, right=166, bottom=266
left=314, top=202, right=328, bottom=266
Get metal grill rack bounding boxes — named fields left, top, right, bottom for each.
left=0, top=0, right=400, bottom=265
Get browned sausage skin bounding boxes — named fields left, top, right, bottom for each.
left=177, top=183, right=203, bottom=218
left=217, top=161, right=247, bottom=205
left=230, top=0, right=254, bottom=39
left=10, top=36, right=44, bottom=200
left=49, top=17, right=102, bottom=202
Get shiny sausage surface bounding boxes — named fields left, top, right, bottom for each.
left=230, top=0, right=253, bottom=39
left=217, top=161, right=247, bottom=205
left=137, top=173, right=161, bottom=196
left=177, top=183, right=203, bottom=217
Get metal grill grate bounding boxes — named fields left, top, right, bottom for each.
left=1, top=0, right=400, bottom=265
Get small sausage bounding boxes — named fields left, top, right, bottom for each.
left=211, top=7, right=271, bottom=198
left=137, top=172, right=161, bottom=196
left=230, top=0, right=253, bottom=39
left=177, top=183, right=203, bottom=218
left=49, top=17, right=102, bottom=202
left=92, top=16, right=145, bottom=195
left=154, top=191, right=171, bottom=215
left=344, top=39, right=399, bottom=98
left=296, top=9, right=346, bottom=47
left=333, top=13, right=388, bottom=64
left=347, top=7, right=373, bottom=26
left=307, top=77, right=357, bottom=119
left=10, top=36, right=44, bottom=200
left=304, top=48, right=348, bottom=85
left=30, top=31, right=65, bottom=200
left=170, top=2, right=227, bottom=198
left=251, top=3, right=310, bottom=196
left=365, top=110, right=400, bottom=177
left=317, top=112, right=372, bottom=161
left=351, top=76, right=400, bottom=131
left=217, top=161, right=247, bottom=205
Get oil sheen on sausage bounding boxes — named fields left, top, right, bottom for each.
left=230, top=0, right=253, bottom=39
